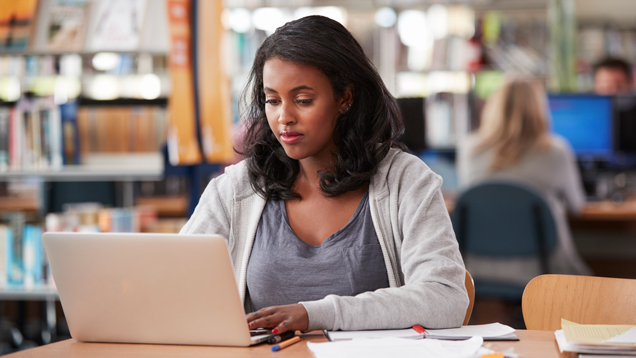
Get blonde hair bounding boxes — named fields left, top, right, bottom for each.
left=474, top=78, right=551, bottom=172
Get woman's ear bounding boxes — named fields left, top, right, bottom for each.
left=338, top=85, right=355, bottom=114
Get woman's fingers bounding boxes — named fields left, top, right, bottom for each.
left=246, top=304, right=309, bottom=332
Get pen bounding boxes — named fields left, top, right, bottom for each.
left=412, top=324, right=428, bottom=335
left=267, top=330, right=295, bottom=344
left=271, top=336, right=301, bottom=352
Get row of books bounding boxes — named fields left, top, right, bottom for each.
left=77, top=105, right=167, bottom=155
left=45, top=203, right=158, bottom=233
left=0, top=97, right=66, bottom=171
left=0, top=224, right=46, bottom=287
left=0, top=97, right=168, bottom=171
left=0, top=0, right=168, bottom=53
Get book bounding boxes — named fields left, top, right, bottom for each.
left=325, top=323, right=517, bottom=342
left=0, top=106, right=9, bottom=171
left=22, top=225, right=43, bottom=287
left=87, top=0, right=148, bottom=51
left=555, top=319, right=636, bottom=355
left=0, top=225, right=10, bottom=286
left=60, top=100, right=80, bottom=165
left=0, top=0, right=39, bottom=51
left=45, top=0, right=91, bottom=51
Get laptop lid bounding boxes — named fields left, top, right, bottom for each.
left=43, top=232, right=269, bottom=346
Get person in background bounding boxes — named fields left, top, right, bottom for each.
left=457, top=78, right=593, bottom=286
left=181, top=16, right=468, bottom=334
left=594, top=58, right=633, bottom=95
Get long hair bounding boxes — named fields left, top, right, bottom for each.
left=240, top=15, right=404, bottom=200
left=474, top=78, right=551, bottom=172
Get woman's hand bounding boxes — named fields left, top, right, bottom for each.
left=246, top=304, right=309, bottom=334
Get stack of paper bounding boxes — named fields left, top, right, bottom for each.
left=325, top=323, right=517, bottom=341
left=554, top=319, right=636, bottom=357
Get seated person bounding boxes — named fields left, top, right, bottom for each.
left=594, top=57, right=633, bottom=95
left=180, top=15, right=468, bottom=334
left=457, top=78, right=593, bottom=285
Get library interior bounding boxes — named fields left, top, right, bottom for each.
left=1, top=0, right=636, bottom=357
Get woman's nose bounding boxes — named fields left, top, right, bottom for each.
left=278, top=102, right=296, bottom=125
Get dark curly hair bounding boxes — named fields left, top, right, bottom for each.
left=240, top=15, right=404, bottom=200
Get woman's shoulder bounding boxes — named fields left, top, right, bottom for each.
left=212, top=159, right=256, bottom=199
left=543, top=134, right=576, bottom=160
left=375, top=148, right=441, bottom=188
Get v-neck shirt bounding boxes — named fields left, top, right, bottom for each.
left=246, top=190, right=390, bottom=311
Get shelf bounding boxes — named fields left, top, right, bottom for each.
left=0, top=285, right=58, bottom=301
left=0, top=153, right=164, bottom=182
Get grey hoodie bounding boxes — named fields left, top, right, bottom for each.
left=180, top=148, right=468, bottom=330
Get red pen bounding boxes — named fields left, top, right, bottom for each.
left=412, top=325, right=428, bottom=335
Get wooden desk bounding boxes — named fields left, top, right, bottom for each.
left=577, top=199, right=636, bottom=221
left=5, top=330, right=572, bottom=358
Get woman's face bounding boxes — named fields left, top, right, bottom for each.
left=263, top=58, right=350, bottom=163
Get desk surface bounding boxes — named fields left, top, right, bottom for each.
left=5, top=330, right=572, bottom=358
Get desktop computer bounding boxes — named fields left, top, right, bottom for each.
left=615, top=94, right=636, bottom=156
left=547, top=94, right=614, bottom=160
left=396, top=97, right=426, bottom=153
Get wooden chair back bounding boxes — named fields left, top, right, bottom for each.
left=522, top=274, right=636, bottom=331
left=464, top=270, right=475, bottom=325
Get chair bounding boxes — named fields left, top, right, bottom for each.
left=522, top=274, right=636, bottom=331
left=464, top=270, right=475, bottom=325
left=451, top=181, right=558, bottom=300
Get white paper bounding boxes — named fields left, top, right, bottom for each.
left=327, top=328, right=422, bottom=341
left=308, top=336, right=484, bottom=358
left=555, top=330, right=570, bottom=353
left=605, top=328, right=636, bottom=343
left=427, top=323, right=516, bottom=338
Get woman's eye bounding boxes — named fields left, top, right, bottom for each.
left=265, top=99, right=280, bottom=105
left=296, top=99, right=313, bottom=105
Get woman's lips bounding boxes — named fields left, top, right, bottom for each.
left=280, top=130, right=304, bottom=144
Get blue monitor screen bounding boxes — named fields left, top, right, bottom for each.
left=547, top=94, right=613, bottom=158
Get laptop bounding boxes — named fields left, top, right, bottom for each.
left=42, top=232, right=273, bottom=346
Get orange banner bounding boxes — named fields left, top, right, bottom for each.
left=166, top=0, right=201, bottom=165
left=197, top=0, right=234, bottom=163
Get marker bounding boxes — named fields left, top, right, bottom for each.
left=412, top=325, right=428, bottom=335
left=267, top=330, right=295, bottom=344
left=271, top=336, right=301, bottom=352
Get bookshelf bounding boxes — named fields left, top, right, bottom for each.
left=0, top=153, right=163, bottom=181
left=0, top=285, right=58, bottom=301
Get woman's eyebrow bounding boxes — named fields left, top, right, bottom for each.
left=263, top=85, right=315, bottom=93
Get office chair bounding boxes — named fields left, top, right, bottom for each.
left=451, top=181, right=558, bottom=300
left=464, top=270, right=475, bottom=325
left=522, top=274, right=636, bottom=331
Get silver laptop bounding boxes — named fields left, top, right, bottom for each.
left=42, top=232, right=272, bottom=346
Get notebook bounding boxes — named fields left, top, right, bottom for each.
left=325, top=323, right=518, bottom=341
left=42, top=232, right=272, bottom=347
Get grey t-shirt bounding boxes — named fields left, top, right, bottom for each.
left=246, top=190, right=389, bottom=311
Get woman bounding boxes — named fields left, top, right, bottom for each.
left=181, top=16, right=468, bottom=333
left=457, top=78, right=593, bottom=285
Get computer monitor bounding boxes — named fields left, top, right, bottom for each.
left=615, top=94, right=636, bottom=155
left=396, top=97, right=426, bottom=152
left=547, top=94, right=614, bottom=159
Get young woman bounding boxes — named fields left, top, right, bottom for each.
left=457, top=78, right=593, bottom=285
left=181, top=15, right=468, bottom=333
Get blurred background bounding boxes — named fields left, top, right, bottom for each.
left=0, top=0, right=636, bottom=353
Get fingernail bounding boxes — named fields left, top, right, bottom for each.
left=248, top=323, right=252, bottom=328
left=272, top=328, right=279, bottom=334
